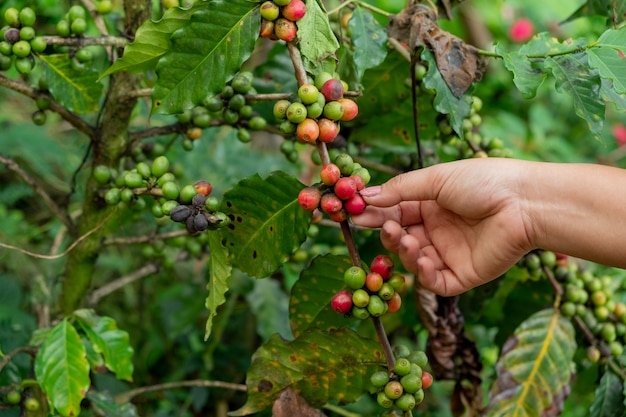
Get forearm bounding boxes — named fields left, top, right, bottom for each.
left=523, top=161, right=626, bottom=268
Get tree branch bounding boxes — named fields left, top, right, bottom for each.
left=40, top=35, right=128, bottom=48
left=129, top=123, right=187, bottom=141
left=0, top=346, right=37, bottom=373
left=0, top=74, right=95, bottom=137
left=114, top=379, right=246, bottom=403
left=103, top=230, right=188, bottom=245
left=0, top=153, right=75, bottom=233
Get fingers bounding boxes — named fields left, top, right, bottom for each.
left=358, top=164, right=447, bottom=208
left=351, top=201, right=424, bottom=228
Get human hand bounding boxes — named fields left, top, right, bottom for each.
left=351, top=158, right=536, bottom=296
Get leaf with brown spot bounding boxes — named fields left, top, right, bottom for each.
left=387, top=1, right=487, bottom=98
left=229, top=327, right=386, bottom=415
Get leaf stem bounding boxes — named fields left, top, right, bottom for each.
left=355, top=0, right=392, bottom=18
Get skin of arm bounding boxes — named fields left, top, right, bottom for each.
left=350, top=158, right=626, bottom=296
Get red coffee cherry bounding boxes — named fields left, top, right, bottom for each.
left=259, top=19, right=275, bottom=38
left=320, top=163, right=341, bottom=186
left=296, top=118, right=320, bottom=143
left=334, top=176, right=357, bottom=200
left=317, top=118, right=339, bottom=143
left=282, top=0, right=307, bottom=21
left=298, top=186, right=321, bottom=211
left=371, top=254, right=394, bottom=280
left=320, top=193, right=343, bottom=214
left=274, top=18, right=297, bottom=42
left=344, top=193, right=366, bottom=215
left=331, top=290, right=353, bottom=314
left=338, top=98, right=359, bottom=121
left=320, top=78, right=344, bottom=101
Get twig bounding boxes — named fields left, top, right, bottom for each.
left=88, top=262, right=159, bottom=305
left=114, top=379, right=246, bottom=403
left=572, top=315, right=612, bottom=357
left=81, top=0, right=109, bottom=37
left=0, top=346, right=37, bottom=373
left=0, top=74, right=95, bottom=137
left=0, top=153, right=75, bottom=233
left=40, top=35, right=128, bottom=48
left=0, top=211, right=114, bottom=260
left=129, top=123, right=187, bottom=141
left=103, top=229, right=188, bottom=245
left=322, top=403, right=362, bottom=417
left=352, top=156, right=402, bottom=176
left=340, top=221, right=361, bottom=266
left=388, top=37, right=411, bottom=62
left=373, top=317, right=395, bottom=371
left=287, top=42, right=308, bottom=87
left=543, top=264, right=563, bottom=298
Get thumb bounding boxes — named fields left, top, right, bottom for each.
left=359, top=165, right=445, bottom=208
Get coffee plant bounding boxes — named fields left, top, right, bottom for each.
left=0, top=0, right=625, bottom=416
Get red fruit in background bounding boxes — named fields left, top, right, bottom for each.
left=338, top=98, right=358, bottom=121
left=282, top=0, right=307, bottom=22
left=334, top=176, right=357, bottom=200
left=320, top=163, right=341, bottom=186
left=329, top=209, right=347, bottom=223
left=296, top=118, right=320, bottom=143
left=421, top=371, right=434, bottom=389
left=194, top=180, right=213, bottom=196
left=320, top=79, right=344, bottom=101
left=298, top=186, right=321, bottom=211
left=320, top=193, right=343, bottom=214
left=613, top=124, right=626, bottom=146
left=365, top=272, right=383, bottom=292
left=387, top=291, right=402, bottom=312
left=259, top=19, right=275, bottom=38
left=508, top=18, right=534, bottom=43
left=318, top=118, right=339, bottom=143
left=344, top=193, right=366, bottom=215
left=331, top=290, right=353, bottom=314
left=274, top=18, right=297, bottom=42
left=371, top=254, right=394, bottom=280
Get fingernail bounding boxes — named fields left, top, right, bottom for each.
left=359, top=186, right=381, bottom=197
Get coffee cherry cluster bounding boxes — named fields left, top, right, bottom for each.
left=169, top=187, right=230, bottom=234
left=331, top=255, right=405, bottom=319
left=274, top=73, right=358, bottom=144
left=298, top=153, right=370, bottom=222
left=259, top=0, right=306, bottom=42
left=0, top=7, right=46, bottom=74
left=180, top=71, right=267, bottom=144
left=523, top=250, right=626, bottom=362
left=369, top=346, right=433, bottom=412
left=55, top=5, right=96, bottom=72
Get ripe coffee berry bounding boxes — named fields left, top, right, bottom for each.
left=371, top=254, right=394, bottom=280
left=296, top=118, right=319, bottom=143
left=317, top=118, right=339, bottom=143
left=259, top=19, right=275, bottom=38
left=334, top=176, right=357, bottom=200
left=282, top=0, right=307, bottom=21
left=329, top=209, right=347, bottom=222
left=421, top=371, right=433, bottom=389
left=365, top=272, right=383, bottom=292
left=274, top=18, right=297, bottom=42
left=194, top=180, right=213, bottom=196
left=320, top=193, right=343, bottom=214
left=320, top=78, right=344, bottom=101
left=320, top=163, right=341, bottom=186
left=387, top=292, right=402, bottom=312
left=338, top=98, right=359, bottom=121
left=331, top=290, right=353, bottom=314
left=298, top=186, right=321, bottom=211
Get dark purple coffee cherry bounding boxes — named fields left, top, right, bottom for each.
left=170, top=205, right=191, bottom=222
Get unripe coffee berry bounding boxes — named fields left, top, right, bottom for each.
left=260, top=1, right=280, bottom=21
left=286, top=102, right=307, bottom=124
left=320, top=78, right=345, bottom=101
left=388, top=273, right=406, bottom=291
left=273, top=99, right=291, bottom=120
left=282, top=0, right=307, bottom=21
left=323, top=101, right=344, bottom=121
left=298, top=186, right=321, bottom=211
left=331, top=290, right=353, bottom=314
left=370, top=370, right=390, bottom=388
left=314, top=71, right=334, bottom=90
left=400, top=374, right=422, bottom=393
left=394, top=357, right=412, bottom=376
left=352, top=288, right=370, bottom=308
left=296, top=118, right=319, bottom=143
left=379, top=282, right=395, bottom=300
left=298, top=83, right=319, bottom=105
left=274, top=18, right=297, bottom=42
left=306, top=102, right=324, bottom=119
left=320, top=193, right=343, bottom=214
left=352, top=306, right=370, bottom=319
left=367, top=294, right=386, bottom=317
left=408, top=350, right=429, bottom=368
left=377, top=391, right=394, bottom=409
left=320, top=163, right=341, bottom=186
left=384, top=380, right=404, bottom=400
left=344, top=265, right=367, bottom=289
left=334, top=176, right=357, bottom=200
left=334, top=153, right=354, bottom=175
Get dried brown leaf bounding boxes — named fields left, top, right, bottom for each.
left=271, top=387, right=327, bottom=417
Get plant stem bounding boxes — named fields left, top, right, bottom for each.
left=41, top=35, right=128, bottom=48
left=373, top=317, right=395, bottom=370
left=287, top=42, right=308, bottom=87
left=355, top=0, right=392, bottom=17
left=114, top=379, right=246, bottom=403
left=322, top=403, right=362, bottom=417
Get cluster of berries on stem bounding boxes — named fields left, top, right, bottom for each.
left=259, top=0, right=306, bottom=42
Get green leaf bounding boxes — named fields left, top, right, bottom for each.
left=73, top=309, right=134, bottom=381
left=297, top=0, right=340, bottom=76
left=34, top=319, right=90, bottom=417
left=348, top=7, right=388, bottom=80
left=590, top=369, right=626, bottom=417
left=289, top=254, right=356, bottom=338
left=87, top=391, right=139, bottom=417
left=588, top=27, right=626, bottom=94
left=495, top=43, right=547, bottom=99
left=601, top=78, right=626, bottom=111
left=39, top=54, right=103, bottom=114
left=246, top=278, right=293, bottom=341
left=562, top=0, right=626, bottom=24
left=544, top=54, right=605, bottom=133
left=229, top=327, right=386, bottom=416
left=205, top=230, right=232, bottom=340
left=152, top=0, right=260, bottom=114
left=221, top=171, right=309, bottom=278
left=486, top=308, right=576, bottom=417
left=100, top=6, right=200, bottom=78
left=421, top=49, right=472, bottom=138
